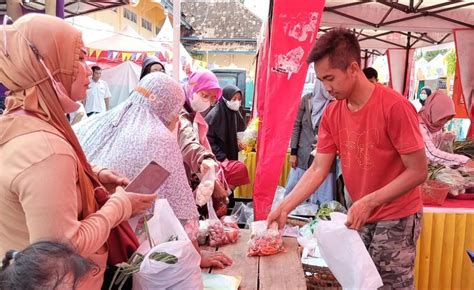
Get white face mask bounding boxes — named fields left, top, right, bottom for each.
left=420, top=93, right=428, bottom=101
left=225, top=99, right=241, bottom=111
left=190, top=94, right=211, bottom=112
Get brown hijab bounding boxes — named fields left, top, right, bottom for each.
left=419, top=90, right=456, bottom=133
left=0, top=14, right=97, bottom=218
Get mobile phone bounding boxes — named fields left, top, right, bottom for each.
left=125, top=161, right=170, bottom=194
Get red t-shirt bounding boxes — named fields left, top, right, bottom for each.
left=317, top=84, right=424, bottom=222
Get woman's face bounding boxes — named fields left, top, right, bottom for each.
left=195, top=90, right=217, bottom=104
left=231, top=92, right=242, bottom=102
left=434, top=116, right=453, bottom=128
left=150, top=63, right=165, bottom=73
left=70, top=48, right=91, bottom=101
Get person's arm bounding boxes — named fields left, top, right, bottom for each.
left=13, top=154, right=132, bottom=257
left=104, top=82, right=112, bottom=111
left=346, top=149, right=427, bottom=229
left=178, top=116, right=216, bottom=175
left=289, top=97, right=306, bottom=168
left=420, top=124, right=470, bottom=167
left=268, top=109, right=337, bottom=228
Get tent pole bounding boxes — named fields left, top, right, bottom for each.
left=56, top=0, right=65, bottom=19
left=172, top=0, right=181, bottom=81
left=364, top=49, right=369, bottom=68
left=402, top=32, right=411, bottom=95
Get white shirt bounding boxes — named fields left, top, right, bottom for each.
left=85, top=79, right=111, bottom=114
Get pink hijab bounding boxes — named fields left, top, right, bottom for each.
left=184, top=70, right=222, bottom=102
left=419, top=91, right=455, bottom=133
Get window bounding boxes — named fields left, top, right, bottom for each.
left=142, top=18, right=152, bottom=31
left=123, top=8, right=137, bottom=23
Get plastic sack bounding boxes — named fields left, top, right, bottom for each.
left=206, top=199, right=239, bottom=246
left=196, top=167, right=216, bottom=206
left=247, top=221, right=284, bottom=256
left=238, top=117, right=259, bottom=153
left=291, top=203, right=319, bottom=216
left=297, top=219, right=319, bottom=258
left=315, top=212, right=383, bottom=290
left=435, top=168, right=467, bottom=196
left=202, top=273, right=241, bottom=290
left=134, top=240, right=203, bottom=290
left=232, top=202, right=254, bottom=229
left=271, top=186, right=286, bottom=211
left=198, top=220, right=210, bottom=246
left=133, top=199, right=203, bottom=290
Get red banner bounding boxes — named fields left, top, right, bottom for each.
left=253, top=0, right=326, bottom=220
left=453, top=62, right=469, bottom=119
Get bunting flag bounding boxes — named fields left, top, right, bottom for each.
left=107, top=51, right=113, bottom=60
left=131, top=52, right=138, bottom=61
left=112, top=51, right=119, bottom=60
left=252, top=0, right=326, bottom=220
left=147, top=52, right=155, bottom=57
left=95, top=50, right=103, bottom=59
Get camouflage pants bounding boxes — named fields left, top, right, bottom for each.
left=359, top=211, right=423, bottom=290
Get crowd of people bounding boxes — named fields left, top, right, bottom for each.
left=0, top=13, right=470, bottom=290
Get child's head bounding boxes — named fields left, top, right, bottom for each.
left=1, top=241, right=95, bottom=290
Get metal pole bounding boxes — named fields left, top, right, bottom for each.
left=173, top=0, right=181, bottom=81
left=56, top=0, right=65, bottom=19
left=45, top=0, right=56, bottom=16
left=6, top=0, right=22, bottom=21
left=402, top=32, right=411, bottom=95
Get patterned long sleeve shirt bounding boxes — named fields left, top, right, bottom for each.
left=420, top=123, right=469, bottom=167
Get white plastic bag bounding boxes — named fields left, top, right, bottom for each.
left=134, top=240, right=203, bottom=290
left=315, top=212, right=383, bottom=290
left=133, top=199, right=203, bottom=290
left=435, top=168, right=467, bottom=196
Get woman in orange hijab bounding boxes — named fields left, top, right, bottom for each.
left=0, top=14, right=155, bottom=289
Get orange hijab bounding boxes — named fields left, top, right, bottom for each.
left=419, top=91, right=455, bottom=133
left=0, top=14, right=97, bottom=218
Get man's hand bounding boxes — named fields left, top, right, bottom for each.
left=345, top=197, right=374, bottom=230
left=266, top=204, right=289, bottom=230
left=289, top=155, right=298, bottom=168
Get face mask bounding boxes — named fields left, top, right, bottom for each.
left=420, top=93, right=428, bottom=101
left=225, top=99, right=241, bottom=111
left=190, top=94, right=211, bottom=112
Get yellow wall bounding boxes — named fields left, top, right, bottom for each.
left=87, top=4, right=166, bottom=40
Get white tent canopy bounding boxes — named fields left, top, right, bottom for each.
left=101, top=61, right=141, bottom=108
left=321, top=0, right=473, bottom=50
left=66, top=16, right=115, bottom=43
left=87, top=25, right=159, bottom=52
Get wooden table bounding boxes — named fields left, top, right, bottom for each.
left=202, top=230, right=307, bottom=290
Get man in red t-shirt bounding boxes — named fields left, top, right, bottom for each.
left=267, top=29, right=427, bottom=288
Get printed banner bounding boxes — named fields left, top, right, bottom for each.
left=253, top=0, right=326, bottom=220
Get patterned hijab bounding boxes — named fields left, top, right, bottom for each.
left=0, top=14, right=97, bottom=218
left=74, top=72, right=198, bottom=220
left=419, top=90, right=455, bottom=133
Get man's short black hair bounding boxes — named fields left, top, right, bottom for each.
left=307, top=28, right=361, bottom=70
left=363, top=67, right=378, bottom=80
left=91, top=65, right=102, bottom=73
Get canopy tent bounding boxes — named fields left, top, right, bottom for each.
left=87, top=25, right=158, bottom=52
left=100, top=61, right=141, bottom=109
left=66, top=16, right=115, bottom=43
left=319, top=1, right=473, bottom=97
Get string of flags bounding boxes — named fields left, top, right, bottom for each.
left=87, top=48, right=168, bottom=62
